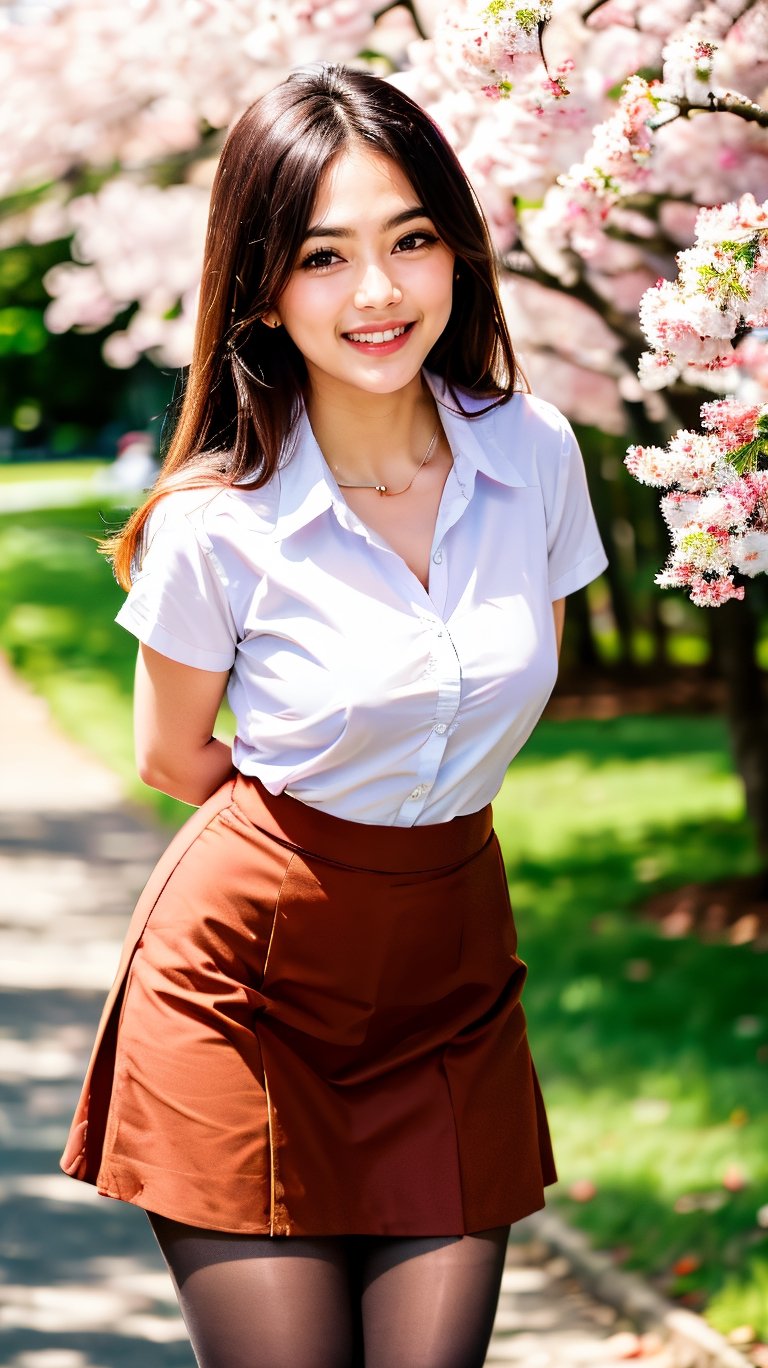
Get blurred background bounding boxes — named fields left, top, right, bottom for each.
left=1, top=0, right=766, bottom=1364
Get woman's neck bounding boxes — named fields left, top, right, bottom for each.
left=305, top=376, right=439, bottom=489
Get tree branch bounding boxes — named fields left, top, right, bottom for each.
left=583, top=0, right=760, bottom=28
left=581, top=0, right=621, bottom=21
left=375, top=0, right=427, bottom=41
left=502, top=247, right=644, bottom=351
left=652, top=91, right=768, bottom=129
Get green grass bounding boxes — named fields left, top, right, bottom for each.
left=0, top=458, right=109, bottom=484
left=495, top=724, right=767, bottom=1333
left=1, top=502, right=767, bottom=1339
left=0, top=502, right=209, bottom=824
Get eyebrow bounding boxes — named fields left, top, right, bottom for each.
left=301, top=207, right=431, bottom=242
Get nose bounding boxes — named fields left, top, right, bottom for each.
left=354, top=261, right=403, bottom=310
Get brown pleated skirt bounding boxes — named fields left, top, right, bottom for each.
left=61, top=773, right=556, bottom=1235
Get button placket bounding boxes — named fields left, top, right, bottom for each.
left=395, top=617, right=461, bottom=823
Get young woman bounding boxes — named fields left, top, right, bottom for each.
left=61, top=64, right=607, bottom=1368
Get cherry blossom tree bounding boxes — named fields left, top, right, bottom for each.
left=2, top=0, right=763, bottom=428
left=2, top=0, right=768, bottom=853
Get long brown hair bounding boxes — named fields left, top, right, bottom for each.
left=107, top=64, right=524, bottom=588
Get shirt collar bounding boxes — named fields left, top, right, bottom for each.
left=270, top=409, right=336, bottom=540
left=425, top=372, right=528, bottom=492
left=270, top=370, right=527, bottom=542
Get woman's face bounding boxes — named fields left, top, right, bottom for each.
left=269, top=144, right=456, bottom=401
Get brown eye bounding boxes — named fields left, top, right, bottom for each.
left=299, top=248, right=340, bottom=271
left=394, top=231, right=438, bottom=253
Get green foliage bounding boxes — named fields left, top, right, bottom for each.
left=0, top=180, right=58, bottom=221
left=697, top=260, right=750, bottom=306
left=0, top=306, right=48, bottom=356
left=730, top=411, right=768, bottom=475
left=721, top=236, right=762, bottom=271
left=0, top=238, right=175, bottom=450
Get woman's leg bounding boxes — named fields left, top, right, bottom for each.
left=358, top=1226, right=510, bottom=1368
left=147, top=1212, right=359, bottom=1368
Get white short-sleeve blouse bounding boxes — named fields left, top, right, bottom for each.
left=116, top=372, right=608, bottom=826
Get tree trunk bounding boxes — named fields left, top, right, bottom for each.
left=709, top=596, right=768, bottom=876
left=566, top=585, right=600, bottom=669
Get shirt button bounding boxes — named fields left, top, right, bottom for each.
left=434, top=723, right=447, bottom=735
left=409, top=784, right=427, bottom=800
left=433, top=548, right=443, bottom=564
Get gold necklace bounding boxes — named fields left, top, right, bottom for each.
left=334, top=424, right=440, bottom=497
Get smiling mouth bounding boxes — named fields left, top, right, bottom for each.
left=343, top=323, right=414, bottom=344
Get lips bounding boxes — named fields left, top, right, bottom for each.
left=341, top=321, right=415, bottom=353
left=345, top=324, right=409, bottom=343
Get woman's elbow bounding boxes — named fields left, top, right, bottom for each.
left=137, top=762, right=209, bottom=807
left=134, top=735, right=233, bottom=806
left=135, top=742, right=187, bottom=797
left=135, top=748, right=178, bottom=795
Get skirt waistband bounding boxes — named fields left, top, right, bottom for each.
left=230, top=774, right=493, bottom=874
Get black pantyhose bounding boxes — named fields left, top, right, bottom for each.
left=147, top=1212, right=510, bottom=1368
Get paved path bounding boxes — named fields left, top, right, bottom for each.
left=0, top=656, right=689, bottom=1366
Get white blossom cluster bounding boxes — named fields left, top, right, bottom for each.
left=638, top=194, right=768, bottom=391
left=42, top=178, right=210, bottom=368
left=0, top=0, right=381, bottom=197
left=431, top=0, right=553, bottom=93
left=626, top=196, right=768, bottom=606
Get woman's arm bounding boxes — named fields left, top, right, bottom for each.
left=553, top=598, right=565, bottom=656
left=133, top=643, right=236, bottom=806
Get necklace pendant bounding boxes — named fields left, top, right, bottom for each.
left=375, top=484, right=388, bottom=495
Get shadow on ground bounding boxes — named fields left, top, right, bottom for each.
left=0, top=793, right=194, bottom=1368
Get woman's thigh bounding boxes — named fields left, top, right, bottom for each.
left=148, top=1212, right=359, bottom=1368
left=148, top=1212, right=508, bottom=1368
left=358, top=1226, right=510, bottom=1368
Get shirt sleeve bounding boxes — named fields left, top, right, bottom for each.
left=115, top=496, right=238, bottom=671
left=546, top=418, right=608, bottom=600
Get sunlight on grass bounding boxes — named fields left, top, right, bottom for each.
left=495, top=719, right=767, bottom=1333
left=708, top=1257, right=768, bottom=1339
left=0, top=458, right=109, bottom=484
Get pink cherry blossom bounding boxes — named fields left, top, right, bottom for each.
left=626, top=394, right=768, bottom=603
left=660, top=491, right=706, bottom=529
left=635, top=196, right=768, bottom=398
left=700, top=398, right=766, bottom=450
left=625, top=431, right=724, bottom=491
left=731, top=531, right=768, bottom=575
left=42, top=178, right=209, bottom=367
left=685, top=573, right=745, bottom=606
left=432, top=1, right=553, bottom=93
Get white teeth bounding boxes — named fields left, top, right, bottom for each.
left=347, top=325, right=407, bottom=343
